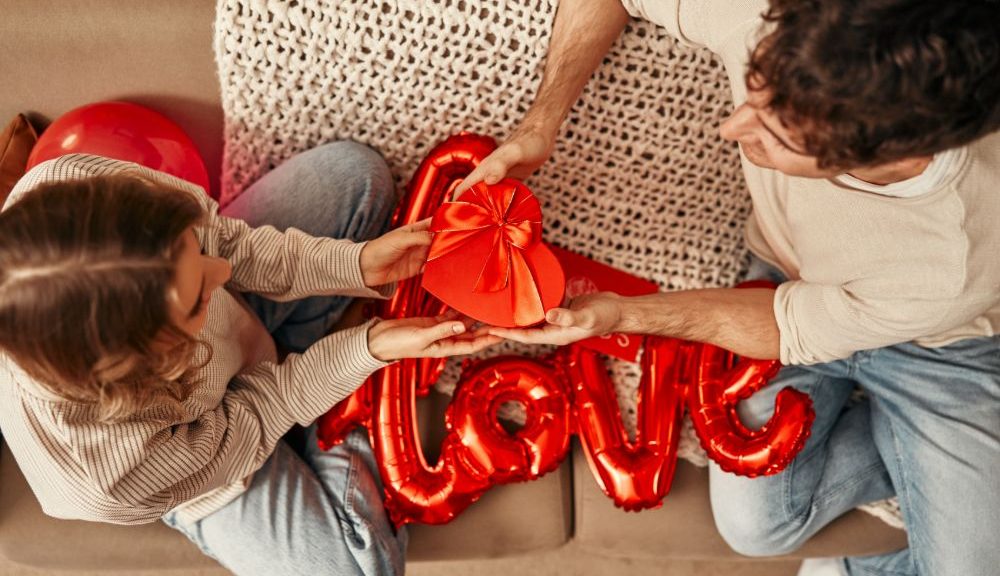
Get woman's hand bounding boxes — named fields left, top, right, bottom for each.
left=454, top=125, right=556, bottom=196
left=367, top=312, right=503, bottom=361
left=487, top=292, right=623, bottom=346
left=360, top=219, right=432, bottom=287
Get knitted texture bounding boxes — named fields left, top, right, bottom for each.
left=214, top=0, right=900, bottom=527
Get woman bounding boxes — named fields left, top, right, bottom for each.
left=0, top=142, right=498, bottom=575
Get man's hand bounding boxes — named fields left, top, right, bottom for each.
left=360, top=219, right=432, bottom=287
left=455, top=0, right=629, bottom=199
left=368, top=312, right=502, bottom=361
left=454, top=125, right=556, bottom=196
left=488, top=292, right=623, bottom=346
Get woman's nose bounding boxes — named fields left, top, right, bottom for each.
left=206, top=256, right=232, bottom=289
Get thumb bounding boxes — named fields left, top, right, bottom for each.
left=395, top=229, right=432, bottom=249
left=456, top=158, right=508, bottom=195
left=545, top=307, right=576, bottom=327
left=418, top=321, right=466, bottom=346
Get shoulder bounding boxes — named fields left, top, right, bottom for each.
left=0, top=355, right=72, bottom=404
left=963, top=131, right=1000, bottom=179
left=948, top=133, right=1000, bottom=292
left=4, top=154, right=131, bottom=210
left=4, top=154, right=213, bottom=214
left=621, top=0, right=766, bottom=54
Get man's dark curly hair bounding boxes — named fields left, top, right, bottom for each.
left=748, top=0, right=1000, bottom=169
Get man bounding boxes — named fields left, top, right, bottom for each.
left=462, top=1, right=1000, bottom=574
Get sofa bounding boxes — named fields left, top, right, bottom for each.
left=0, top=1, right=907, bottom=575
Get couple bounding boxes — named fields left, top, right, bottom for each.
left=1, top=1, right=997, bottom=575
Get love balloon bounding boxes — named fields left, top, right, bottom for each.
left=317, top=133, right=815, bottom=525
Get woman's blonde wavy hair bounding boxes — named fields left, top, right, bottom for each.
left=0, top=174, right=208, bottom=422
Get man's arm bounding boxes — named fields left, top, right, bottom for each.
left=457, top=0, right=630, bottom=191
left=490, top=288, right=780, bottom=360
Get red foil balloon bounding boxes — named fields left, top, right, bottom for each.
left=367, top=354, right=569, bottom=525
left=447, top=357, right=570, bottom=484
left=564, top=338, right=689, bottom=511
left=371, top=357, right=487, bottom=525
left=689, top=345, right=814, bottom=477
left=27, top=101, right=212, bottom=196
left=316, top=381, right=372, bottom=451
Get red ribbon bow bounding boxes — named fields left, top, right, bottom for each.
left=427, top=181, right=545, bottom=325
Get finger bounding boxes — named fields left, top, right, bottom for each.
left=410, top=244, right=431, bottom=261
left=469, top=325, right=493, bottom=337
left=408, top=218, right=432, bottom=232
left=456, top=314, right=478, bottom=330
left=449, top=326, right=496, bottom=342
left=462, top=334, right=503, bottom=353
left=435, top=309, right=461, bottom=322
left=418, top=320, right=467, bottom=346
left=455, top=167, right=485, bottom=195
left=390, top=316, right=437, bottom=329
left=487, top=326, right=555, bottom=345
left=433, top=334, right=503, bottom=356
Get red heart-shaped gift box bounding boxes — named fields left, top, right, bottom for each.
left=421, top=180, right=565, bottom=327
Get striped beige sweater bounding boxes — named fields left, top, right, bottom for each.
left=0, top=154, right=390, bottom=525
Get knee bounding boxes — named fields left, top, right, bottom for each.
left=313, top=140, right=393, bottom=200
left=712, top=505, right=803, bottom=557
left=310, top=140, right=397, bottom=239
left=710, top=474, right=804, bottom=557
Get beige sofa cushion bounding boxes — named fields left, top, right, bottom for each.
left=0, top=443, right=223, bottom=572
left=0, top=0, right=224, bottom=192
left=572, top=445, right=908, bottom=560
left=0, top=391, right=573, bottom=571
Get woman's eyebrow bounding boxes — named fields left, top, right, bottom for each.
left=187, top=275, right=206, bottom=318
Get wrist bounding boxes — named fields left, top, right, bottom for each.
left=518, top=111, right=562, bottom=143
left=612, top=293, right=641, bottom=334
left=358, top=241, right=376, bottom=287
left=606, top=293, right=628, bottom=334
left=366, top=318, right=392, bottom=361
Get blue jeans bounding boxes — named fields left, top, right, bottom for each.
left=709, top=258, right=1000, bottom=576
left=162, top=142, right=406, bottom=576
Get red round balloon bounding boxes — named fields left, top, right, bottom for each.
left=27, top=101, right=211, bottom=196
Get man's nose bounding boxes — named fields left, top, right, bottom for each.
left=719, top=103, right=757, bottom=142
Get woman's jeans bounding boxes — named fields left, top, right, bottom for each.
left=710, top=258, right=1000, bottom=576
left=162, top=142, right=406, bottom=576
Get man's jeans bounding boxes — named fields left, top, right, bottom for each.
left=162, top=141, right=406, bottom=576
left=710, top=258, right=1000, bottom=576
